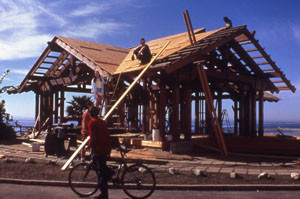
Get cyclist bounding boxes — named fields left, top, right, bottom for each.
left=88, top=107, right=112, bottom=199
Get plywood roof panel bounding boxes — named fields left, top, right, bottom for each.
left=56, top=36, right=129, bottom=75
left=114, top=28, right=224, bottom=74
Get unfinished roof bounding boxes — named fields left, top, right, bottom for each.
left=14, top=36, right=129, bottom=93
left=115, top=27, right=220, bottom=74
left=115, top=25, right=296, bottom=94
left=55, top=36, right=129, bottom=75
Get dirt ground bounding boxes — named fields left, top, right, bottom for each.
left=1, top=159, right=300, bottom=185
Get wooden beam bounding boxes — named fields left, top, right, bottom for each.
left=239, top=40, right=252, bottom=45
left=272, top=80, right=284, bottom=83
left=265, top=72, right=281, bottom=78
left=258, top=90, right=264, bottom=136
left=185, top=10, right=197, bottom=44
left=18, top=47, right=51, bottom=92
left=54, top=91, right=59, bottom=123
left=195, top=92, right=200, bottom=134
left=47, top=55, right=59, bottom=59
left=171, top=76, right=180, bottom=141
left=38, top=66, right=51, bottom=70
left=158, top=77, right=167, bottom=142
left=243, top=30, right=296, bottom=93
left=183, top=11, right=193, bottom=45
left=42, top=61, right=54, bottom=65
left=251, top=55, right=264, bottom=59
left=218, top=46, right=250, bottom=75
left=197, top=64, right=228, bottom=156
left=233, top=100, right=238, bottom=135
left=245, top=48, right=260, bottom=52
left=262, top=68, right=274, bottom=72
left=60, top=91, right=64, bottom=124
left=277, top=86, right=290, bottom=90
left=232, top=41, right=278, bottom=92
left=257, top=62, right=269, bottom=65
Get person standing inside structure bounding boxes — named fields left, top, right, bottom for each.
left=131, top=38, right=152, bottom=65
left=88, top=107, right=111, bottom=199
left=91, top=70, right=105, bottom=108
left=80, top=101, right=94, bottom=161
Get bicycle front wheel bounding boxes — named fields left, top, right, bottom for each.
left=68, top=162, right=99, bottom=197
left=121, top=163, right=156, bottom=199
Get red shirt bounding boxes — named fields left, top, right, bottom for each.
left=88, top=118, right=111, bottom=156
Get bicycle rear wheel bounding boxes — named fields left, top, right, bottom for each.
left=68, top=162, right=99, bottom=197
left=121, top=163, right=156, bottom=199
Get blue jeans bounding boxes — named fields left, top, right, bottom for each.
left=92, top=155, right=109, bottom=197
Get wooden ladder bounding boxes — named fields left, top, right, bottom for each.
left=196, top=64, right=228, bottom=156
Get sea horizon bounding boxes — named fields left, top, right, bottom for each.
left=11, top=117, right=300, bottom=135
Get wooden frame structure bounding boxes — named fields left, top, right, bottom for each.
left=9, top=22, right=296, bottom=154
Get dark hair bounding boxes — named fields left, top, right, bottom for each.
left=90, top=107, right=100, bottom=118
left=140, top=38, right=145, bottom=41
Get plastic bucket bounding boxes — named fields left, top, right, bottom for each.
left=152, top=129, right=161, bottom=141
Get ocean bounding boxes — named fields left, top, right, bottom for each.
left=11, top=118, right=300, bottom=135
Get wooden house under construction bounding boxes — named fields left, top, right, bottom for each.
left=9, top=21, right=296, bottom=155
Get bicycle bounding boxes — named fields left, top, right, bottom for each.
left=68, top=145, right=156, bottom=199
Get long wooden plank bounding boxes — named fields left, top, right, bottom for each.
left=61, top=41, right=170, bottom=170
left=196, top=64, right=228, bottom=156
left=183, top=12, right=193, bottom=45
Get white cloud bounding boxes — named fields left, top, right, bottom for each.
left=0, top=0, right=136, bottom=60
left=11, top=69, right=31, bottom=75
left=0, top=34, right=51, bottom=60
left=292, top=26, right=300, bottom=43
left=71, top=2, right=111, bottom=17
left=0, top=0, right=58, bottom=60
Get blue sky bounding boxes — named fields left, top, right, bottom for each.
left=0, top=0, right=299, bottom=122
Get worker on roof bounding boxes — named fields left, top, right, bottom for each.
left=91, top=70, right=105, bottom=108
left=131, top=38, right=152, bottom=64
left=223, top=16, right=232, bottom=28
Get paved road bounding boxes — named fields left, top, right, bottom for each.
left=1, top=184, right=300, bottom=199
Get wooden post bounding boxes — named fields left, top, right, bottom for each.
left=185, top=83, right=192, bottom=140
left=195, top=92, right=199, bottom=134
left=245, top=91, right=251, bottom=137
left=54, top=91, right=59, bottom=124
left=251, top=90, right=257, bottom=137
left=39, top=94, right=45, bottom=131
left=233, top=99, right=238, bottom=135
left=217, top=92, right=222, bottom=128
left=239, top=92, right=245, bottom=136
left=158, top=77, right=167, bottom=141
left=258, top=91, right=264, bottom=136
left=148, top=91, right=153, bottom=133
left=200, top=92, right=205, bottom=134
left=60, top=90, right=65, bottom=124
left=171, top=76, right=180, bottom=142
left=35, top=93, right=40, bottom=131
left=205, top=100, right=211, bottom=134
left=49, top=93, right=54, bottom=125
left=180, top=84, right=185, bottom=135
